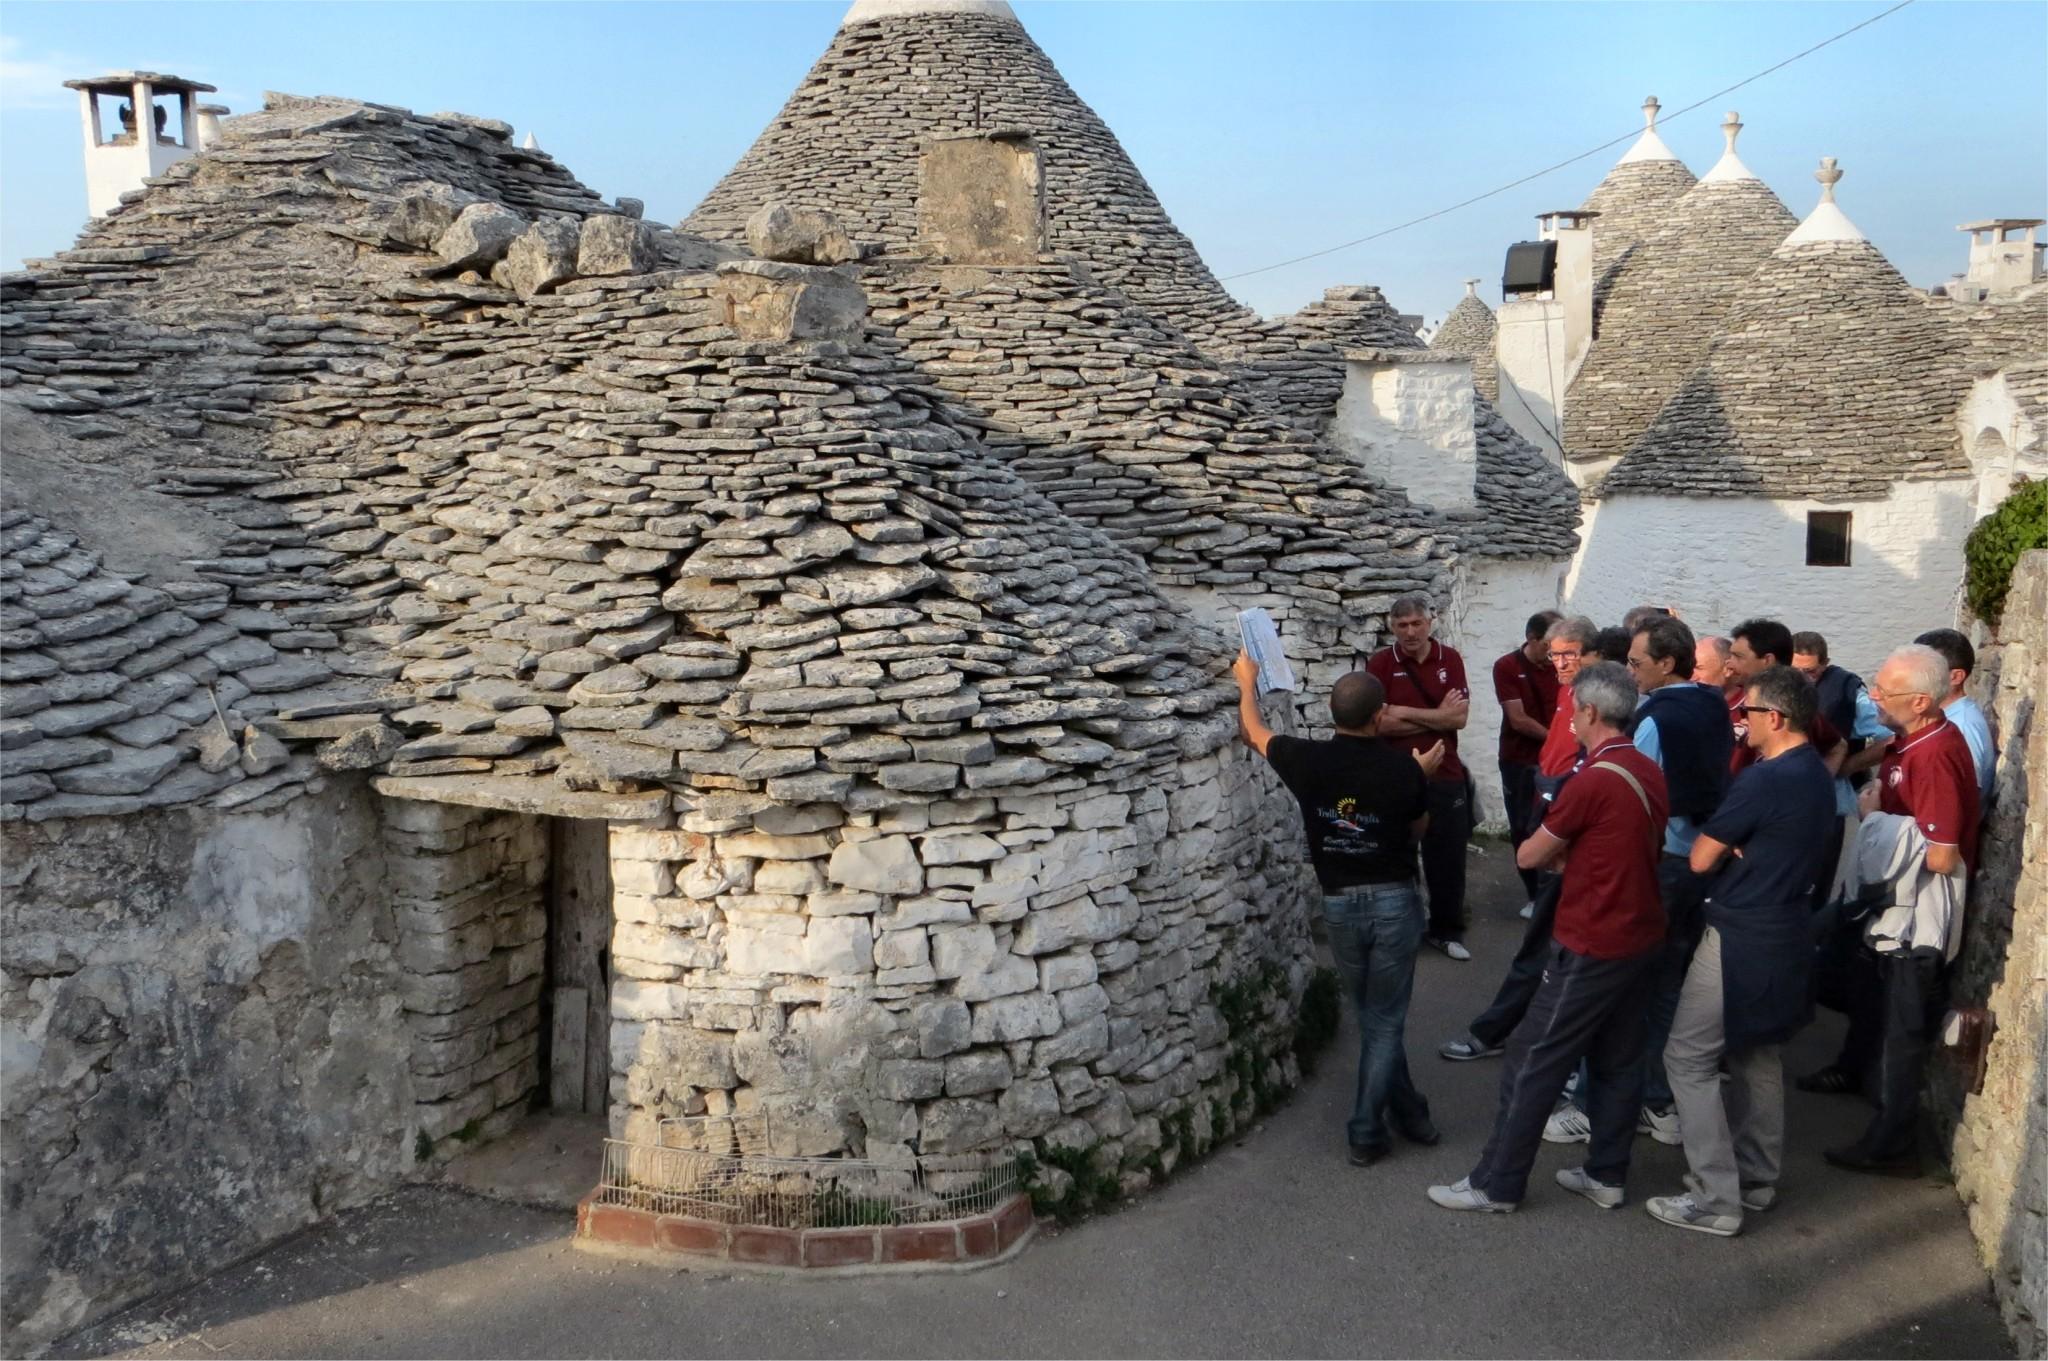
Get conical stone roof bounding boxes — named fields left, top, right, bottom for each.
left=686, top=3, right=1580, bottom=562
left=1566, top=114, right=1798, bottom=470
left=1600, top=165, right=1965, bottom=499
left=686, top=3, right=1255, bottom=351
left=1428, top=281, right=1498, bottom=403
left=1581, top=98, right=1697, bottom=318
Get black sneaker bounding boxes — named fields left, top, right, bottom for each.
left=1349, top=1142, right=1388, bottom=1167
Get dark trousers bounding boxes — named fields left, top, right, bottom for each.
left=1467, top=871, right=1560, bottom=1048
left=1640, top=853, right=1708, bottom=1111
left=1838, top=947, right=1948, bottom=1157
left=1499, top=760, right=1542, bottom=899
left=1469, top=942, right=1658, bottom=1203
left=1421, top=777, right=1472, bottom=941
left=1323, top=882, right=1430, bottom=1151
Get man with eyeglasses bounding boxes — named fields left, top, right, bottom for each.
left=1811, top=644, right=1980, bottom=1172
left=1647, top=664, right=1834, bottom=1234
left=1622, top=616, right=1733, bottom=1148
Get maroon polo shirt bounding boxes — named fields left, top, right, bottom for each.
left=1493, top=645, right=1560, bottom=766
left=1368, top=639, right=1469, bottom=783
left=1541, top=736, right=1669, bottom=959
left=1879, top=715, right=1981, bottom=872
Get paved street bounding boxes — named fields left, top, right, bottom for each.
left=56, top=845, right=2011, bottom=1360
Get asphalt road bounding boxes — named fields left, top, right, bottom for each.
left=55, top=843, right=2013, bottom=1360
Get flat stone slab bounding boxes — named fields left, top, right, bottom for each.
left=372, top=774, right=668, bottom=820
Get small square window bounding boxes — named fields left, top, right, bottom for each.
left=1807, top=511, right=1852, bottom=567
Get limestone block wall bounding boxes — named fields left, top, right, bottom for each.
left=382, top=797, right=550, bottom=1152
left=0, top=779, right=414, bottom=1352
left=1565, top=479, right=1975, bottom=682
left=1940, top=550, right=2047, bottom=1358
left=604, top=719, right=1315, bottom=1178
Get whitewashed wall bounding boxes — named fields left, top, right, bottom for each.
left=1447, top=555, right=1567, bottom=829
left=1565, top=478, right=1975, bottom=681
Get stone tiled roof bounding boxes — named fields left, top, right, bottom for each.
left=1598, top=235, right=1968, bottom=499
left=683, top=4, right=1575, bottom=563
left=0, top=86, right=1461, bottom=820
left=1581, top=148, right=1697, bottom=323
left=1428, top=288, right=1498, bottom=403
left=1566, top=169, right=1798, bottom=469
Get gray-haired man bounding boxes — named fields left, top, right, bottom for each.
left=1428, top=663, right=1668, bottom=1213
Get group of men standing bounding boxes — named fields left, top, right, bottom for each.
left=1233, top=593, right=1995, bottom=1237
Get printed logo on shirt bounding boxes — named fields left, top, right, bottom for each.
left=1437, top=668, right=1449, bottom=684
left=1888, top=766, right=1905, bottom=787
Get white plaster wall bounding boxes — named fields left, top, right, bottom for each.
left=1328, top=361, right=1477, bottom=513
left=1492, top=299, right=1567, bottom=463
left=1446, top=555, right=1567, bottom=829
left=1564, top=479, right=1976, bottom=681
left=1958, top=372, right=2044, bottom=519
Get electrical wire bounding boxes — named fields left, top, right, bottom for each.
left=1216, top=0, right=1916, bottom=284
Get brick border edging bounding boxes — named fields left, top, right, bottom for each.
left=573, top=1190, right=1036, bottom=1273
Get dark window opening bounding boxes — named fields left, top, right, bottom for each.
left=1806, top=511, right=1852, bottom=567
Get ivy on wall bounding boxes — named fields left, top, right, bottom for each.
left=1964, top=478, right=2047, bottom=627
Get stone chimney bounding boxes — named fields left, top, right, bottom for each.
left=62, top=71, right=216, bottom=217
left=196, top=103, right=229, bottom=151
left=1491, top=209, right=1596, bottom=461
left=1539, top=209, right=1597, bottom=376
left=1957, top=219, right=2046, bottom=300
left=1330, top=349, right=1479, bottom=512
left=917, top=130, right=1045, bottom=265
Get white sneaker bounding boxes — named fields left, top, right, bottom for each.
left=1685, top=1171, right=1776, bottom=1212
left=1444, top=940, right=1472, bottom=962
left=1638, top=1105, right=1682, bottom=1146
left=1646, top=1192, right=1741, bottom=1237
left=1543, top=1105, right=1592, bottom=1144
left=1427, top=1176, right=1518, bottom=1214
left=1518, top=901, right=1536, bottom=920
left=1555, top=1166, right=1625, bottom=1209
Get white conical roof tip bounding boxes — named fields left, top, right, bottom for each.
left=842, top=0, right=1019, bottom=25
left=1616, top=93, right=1681, bottom=165
left=1462, top=279, right=1480, bottom=297
left=1699, top=109, right=1759, bottom=184
left=1781, top=156, right=1868, bottom=248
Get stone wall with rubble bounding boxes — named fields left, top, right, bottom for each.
left=0, top=780, right=553, bottom=1353
left=0, top=780, right=414, bottom=1351
left=1939, top=550, right=2047, bottom=1357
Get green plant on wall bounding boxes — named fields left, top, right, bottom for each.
left=1964, top=478, right=2047, bottom=627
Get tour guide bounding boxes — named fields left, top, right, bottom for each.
left=1233, top=651, right=1443, bottom=1167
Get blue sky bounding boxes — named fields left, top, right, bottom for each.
left=2, top=2, right=2041, bottom=326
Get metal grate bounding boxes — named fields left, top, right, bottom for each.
left=595, top=1129, right=1019, bottom=1230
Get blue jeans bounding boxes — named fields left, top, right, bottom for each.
left=1323, top=881, right=1430, bottom=1150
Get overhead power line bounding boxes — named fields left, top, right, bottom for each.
left=1216, top=0, right=1916, bottom=284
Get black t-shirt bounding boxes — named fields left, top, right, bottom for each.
left=1264, top=733, right=1428, bottom=891
left=1698, top=743, right=1837, bottom=918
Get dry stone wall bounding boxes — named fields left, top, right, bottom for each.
left=383, top=797, right=551, bottom=1151
left=1941, top=550, right=2048, bottom=1358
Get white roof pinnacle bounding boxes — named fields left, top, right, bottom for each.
left=1463, top=279, right=1480, bottom=298
left=1616, top=95, right=1681, bottom=165
left=1698, top=111, right=1758, bottom=184
left=842, top=0, right=1019, bottom=25
left=1781, top=157, right=1868, bottom=248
